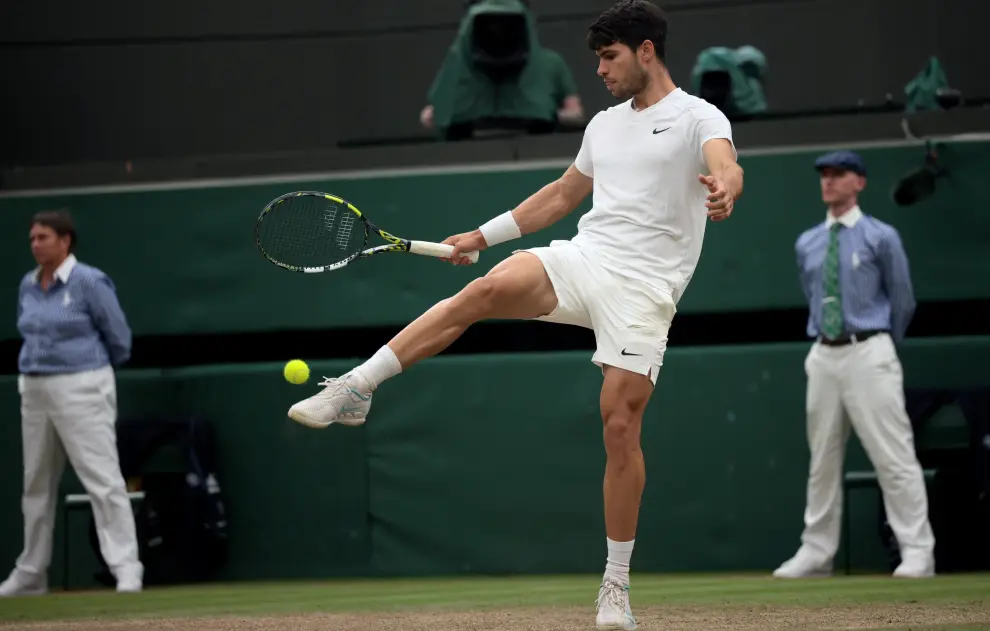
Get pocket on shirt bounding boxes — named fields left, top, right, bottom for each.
left=846, top=249, right=881, bottom=302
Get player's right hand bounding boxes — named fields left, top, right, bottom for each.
left=420, top=105, right=434, bottom=129
left=442, top=230, right=487, bottom=265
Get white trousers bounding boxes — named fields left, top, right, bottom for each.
left=799, top=332, right=935, bottom=561
left=15, top=366, right=142, bottom=580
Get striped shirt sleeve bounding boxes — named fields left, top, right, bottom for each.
left=878, top=226, right=916, bottom=343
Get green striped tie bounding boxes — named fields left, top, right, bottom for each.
left=821, top=223, right=844, bottom=339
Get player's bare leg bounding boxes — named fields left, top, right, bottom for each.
left=596, top=365, right=654, bottom=630
left=386, top=253, right=557, bottom=368
left=602, top=366, right=652, bottom=543
left=287, top=252, right=557, bottom=428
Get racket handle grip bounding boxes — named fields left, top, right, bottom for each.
left=409, top=241, right=480, bottom=263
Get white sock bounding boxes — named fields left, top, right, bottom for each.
left=604, top=538, right=635, bottom=587
left=352, top=345, right=402, bottom=390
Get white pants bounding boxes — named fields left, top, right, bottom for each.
left=14, top=366, right=142, bottom=580
left=521, top=240, right=676, bottom=385
left=799, top=332, right=935, bottom=560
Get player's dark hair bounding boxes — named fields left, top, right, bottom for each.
left=31, top=209, right=77, bottom=253
left=587, top=0, right=668, bottom=64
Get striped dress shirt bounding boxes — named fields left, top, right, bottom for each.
left=795, top=205, right=916, bottom=344
left=17, top=254, right=132, bottom=374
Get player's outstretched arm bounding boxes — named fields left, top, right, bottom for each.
left=445, top=164, right=592, bottom=263
left=699, top=138, right=744, bottom=222
left=511, top=163, right=592, bottom=235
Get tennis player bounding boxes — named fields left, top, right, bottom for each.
left=290, top=1, right=741, bottom=628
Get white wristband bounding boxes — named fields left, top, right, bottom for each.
left=478, top=211, right=522, bottom=247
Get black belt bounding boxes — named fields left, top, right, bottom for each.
left=817, top=329, right=889, bottom=347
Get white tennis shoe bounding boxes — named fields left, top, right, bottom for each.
left=0, top=570, right=47, bottom=598
left=596, top=577, right=637, bottom=630
left=288, top=371, right=373, bottom=428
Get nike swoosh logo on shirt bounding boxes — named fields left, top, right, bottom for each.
left=653, top=127, right=671, bottom=134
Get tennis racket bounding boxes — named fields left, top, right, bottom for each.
left=254, top=191, right=480, bottom=273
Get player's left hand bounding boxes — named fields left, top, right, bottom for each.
left=699, top=174, right=734, bottom=222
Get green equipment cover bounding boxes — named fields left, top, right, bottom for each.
left=428, top=0, right=577, bottom=138
left=690, top=45, right=768, bottom=117
left=904, top=56, right=950, bottom=113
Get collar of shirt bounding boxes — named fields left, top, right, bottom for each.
left=32, top=253, right=77, bottom=285
left=824, top=205, right=863, bottom=229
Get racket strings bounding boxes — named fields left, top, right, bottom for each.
left=257, top=195, right=365, bottom=268
left=336, top=213, right=356, bottom=249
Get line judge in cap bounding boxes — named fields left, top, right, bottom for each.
left=773, top=150, right=935, bottom=578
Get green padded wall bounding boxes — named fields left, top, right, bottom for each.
left=364, top=352, right=607, bottom=576
left=359, top=335, right=990, bottom=576
left=0, top=369, right=172, bottom=588
left=1, top=139, right=987, bottom=339
left=0, top=364, right=370, bottom=587
left=0, top=377, right=26, bottom=581
left=2, top=337, right=988, bottom=583
left=167, top=364, right=371, bottom=580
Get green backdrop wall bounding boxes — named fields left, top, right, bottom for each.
left=1, top=336, right=985, bottom=585
left=1, top=139, right=986, bottom=340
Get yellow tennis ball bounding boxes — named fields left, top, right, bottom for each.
left=283, top=359, right=310, bottom=385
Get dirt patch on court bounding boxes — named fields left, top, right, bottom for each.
left=7, top=603, right=990, bottom=631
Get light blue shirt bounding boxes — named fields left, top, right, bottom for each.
left=795, top=205, right=916, bottom=344
left=17, top=254, right=132, bottom=374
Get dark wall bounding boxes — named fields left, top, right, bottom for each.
left=2, top=0, right=986, bottom=167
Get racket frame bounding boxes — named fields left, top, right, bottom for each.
left=255, top=191, right=477, bottom=273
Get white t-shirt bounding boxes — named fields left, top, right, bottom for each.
left=571, top=87, right=735, bottom=304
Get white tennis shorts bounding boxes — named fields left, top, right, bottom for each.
left=520, top=240, right=676, bottom=385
